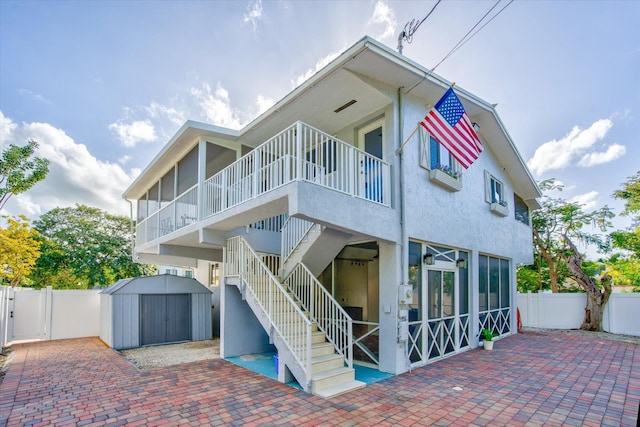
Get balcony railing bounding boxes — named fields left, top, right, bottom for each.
left=136, top=121, right=391, bottom=246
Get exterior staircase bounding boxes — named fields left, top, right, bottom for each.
left=226, top=235, right=365, bottom=398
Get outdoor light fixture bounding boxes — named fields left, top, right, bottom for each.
left=423, top=253, right=435, bottom=265
left=456, top=259, right=468, bottom=269
left=472, top=122, right=480, bottom=132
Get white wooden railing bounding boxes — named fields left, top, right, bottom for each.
left=136, top=121, right=390, bottom=246
left=284, top=263, right=353, bottom=369
left=280, top=217, right=315, bottom=264
left=225, top=236, right=313, bottom=386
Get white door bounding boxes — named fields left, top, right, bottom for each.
left=357, top=120, right=384, bottom=203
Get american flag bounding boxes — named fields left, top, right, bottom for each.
left=420, top=87, right=483, bottom=169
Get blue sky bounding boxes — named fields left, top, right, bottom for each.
left=1, top=0, right=638, bottom=256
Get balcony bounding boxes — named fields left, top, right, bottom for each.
left=136, top=121, right=391, bottom=247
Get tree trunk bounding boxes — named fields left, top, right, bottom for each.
left=563, top=237, right=611, bottom=331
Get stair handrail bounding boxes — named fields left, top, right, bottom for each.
left=226, top=236, right=313, bottom=382
left=280, top=217, right=315, bottom=264
left=284, top=262, right=353, bottom=368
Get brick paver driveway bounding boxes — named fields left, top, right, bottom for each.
left=1, top=331, right=638, bottom=426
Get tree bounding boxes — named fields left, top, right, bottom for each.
left=611, top=171, right=640, bottom=258
left=31, top=205, right=154, bottom=288
left=0, top=140, right=49, bottom=210
left=0, top=215, right=42, bottom=287
left=531, top=179, right=615, bottom=331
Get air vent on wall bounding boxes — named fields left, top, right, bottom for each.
left=334, top=99, right=357, bottom=113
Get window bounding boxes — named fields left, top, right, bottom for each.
left=514, top=194, right=530, bottom=225
left=184, top=270, right=193, bottom=279
left=420, top=128, right=461, bottom=177
left=210, top=263, right=221, bottom=287
left=484, top=171, right=505, bottom=205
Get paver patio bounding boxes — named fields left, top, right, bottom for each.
left=0, top=330, right=638, bottom=426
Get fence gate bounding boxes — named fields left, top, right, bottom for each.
left=0, top=287, right=50, bottom=346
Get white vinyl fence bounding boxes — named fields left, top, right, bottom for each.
left=517, top=291, right=640, bottom=336
left=0, top=286, right=101, bottom=347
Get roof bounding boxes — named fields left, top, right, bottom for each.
left=124, top=36, right=541, bottom=206
left=101, top=274, right=212, bottom=295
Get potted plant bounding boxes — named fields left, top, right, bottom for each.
left=481, top=329, right=497, bottom=350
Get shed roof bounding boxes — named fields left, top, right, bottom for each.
left=101, top=274, right=212, bottom=295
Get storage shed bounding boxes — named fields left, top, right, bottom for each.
left=100, top=275, right=213, bottom=350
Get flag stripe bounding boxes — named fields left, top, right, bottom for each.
left=420, top=88, right=483, bottom=169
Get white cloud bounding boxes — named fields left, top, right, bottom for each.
left=0, top=110, right=18, bottom=146
left=145, top=102, right=186, bottom=127
left=0, top=111, right=137, bottom=217
left=18, top=88, right=52, bottom=105
left=190, top=82, right=244, bottom=129
left=570, top=191, right=599, bottom=211
left=118, top=155, right=132, bottom=165
left=255, top=94, right=275, bottom=116
left=369, top=0, right=397, bottom=41
left=243, top=0, right=263, bottom=31
left=527, top=118, right=621, bottom=176
left=291, top=49, right=343, bottom=88
left=109, top=120, right=157, bottom=147
left=577, top=143, right=626, bottom=167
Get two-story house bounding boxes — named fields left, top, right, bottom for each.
left=123, top=36, right=541, bottom=398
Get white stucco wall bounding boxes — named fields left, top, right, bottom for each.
left=400, top=93, right=534, bottom=266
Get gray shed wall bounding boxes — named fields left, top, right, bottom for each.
left=103, top=276, right=212, bottom=350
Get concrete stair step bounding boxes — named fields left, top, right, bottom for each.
left=312, top=366, right=354, bottom=390
left=314, top=379, right=366, bottom=399
left=311, top=354, right=344, bottom=374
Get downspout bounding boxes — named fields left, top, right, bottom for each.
left=124, top=198, right=135, bottom=262
left=397, top=87, right=406, bottom=287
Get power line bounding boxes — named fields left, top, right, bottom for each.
left=397, top=0, right=443, bottom=55
left=403, top=0, right=515, bottom=93
left=430, top=0, right=515, bottom=73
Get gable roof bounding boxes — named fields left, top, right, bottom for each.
left=124, top=36, right=540, bottom=207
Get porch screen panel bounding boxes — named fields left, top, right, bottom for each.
left=148, top=183, right=159, bottom=215
left=500, top=259, right=510, bottom=308
left=478, top=255, right=488, bottom=312
left=489, top=257, right=500, bottom=310
left=442, top=271, right=454, bottom=317
left=137, top=197, right=147, bottom=222
left=177, top=146, right=198, bottom=195
left=458, top=250, right=470, bottom=348
left=408, top=241, right=423, bottom=364
left=458, top=251, right=469, bottom=315
left=160, top=167, right=175, bottom=207
left=428, top=270, right=441, bottom=319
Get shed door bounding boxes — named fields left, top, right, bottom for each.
left=140, top=294, right=191, bottom=346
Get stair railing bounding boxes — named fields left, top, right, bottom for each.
left=226, top=236, right=313, bottom=384
left=284, top=263, right=353, bottom=368
left=280, top=217, right=315, bottom=264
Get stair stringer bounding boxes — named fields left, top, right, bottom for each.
left=240, top=278, right=312, bottom=392
left=281, top=225, right=352, bottom=279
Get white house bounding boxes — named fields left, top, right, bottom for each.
left=123, top=36, right=541, bottom=397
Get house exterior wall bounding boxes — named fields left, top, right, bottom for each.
left=401, top=93, right=533, bottom=265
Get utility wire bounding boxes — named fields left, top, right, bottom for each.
left=405, top=0, right=515, bottom=93
left=397, top=0, right=443, bottom=54
left=431, top=0, right=515, bottom=73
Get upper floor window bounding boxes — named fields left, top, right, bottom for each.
left=420, top=128, right=461, bottom=177
left=484, top=171, right=506, bottom=206
left=514, top=194, right=530, bottom=225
